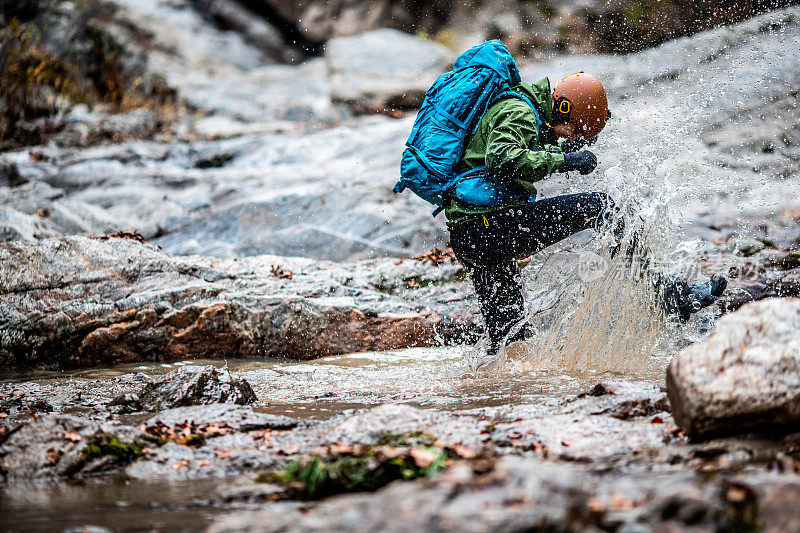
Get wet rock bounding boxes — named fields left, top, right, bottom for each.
left=760, top=481, right=800, bottom=531
left=138, top=366, right=257, bottom=411
left=205, top=481, right=288, bottom=507
left=326, top=29, right=453, bottom=110
left=0, top=162, right=26, bottom=187
left=566, top=381, right=670, bottom=420
left=0, top=206, right=53, bottom=242
left=0, top=415, right=153, bottom=482
left=144, top=404, right=296, bottom=431
left=316, top=404, right=483, bottom=447
left=107, top=393, right=142, bottom=413
left=0, top=237, right=473, bottom=369
left=206, top=458, right=599, bottom=532
left=667, top=298, right=800, bottom=440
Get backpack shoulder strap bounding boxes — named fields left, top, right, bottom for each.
left=493, top=90, right=542, bottom=138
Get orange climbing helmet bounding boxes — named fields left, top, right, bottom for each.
left=553, top=72, right=610, bottom=139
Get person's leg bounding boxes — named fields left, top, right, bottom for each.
left=451, top=192, right=617, bottom=352
left=482, top=192, right=621, bottom=261
left=469, top=260, right=525, bottom=355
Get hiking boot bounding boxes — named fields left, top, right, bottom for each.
left=660, top=274, right=727, bottom=322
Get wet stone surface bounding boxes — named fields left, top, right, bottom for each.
left=2, top=355, right=800, bottom=531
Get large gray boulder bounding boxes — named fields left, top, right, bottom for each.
left=326, top=29, right=453, bottom=110
left=667, top=298, right=800, bottom=440
left=0, top=236, right=476, bottom=369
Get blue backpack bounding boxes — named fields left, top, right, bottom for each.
left=393, top=40, right=540, bottom=216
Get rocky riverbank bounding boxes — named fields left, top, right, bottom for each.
left=2, top=351, right=800, bottom=531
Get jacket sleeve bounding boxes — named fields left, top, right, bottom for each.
left=483, top=101, right=565, bottom=192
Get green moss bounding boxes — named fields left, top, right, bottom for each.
left=84, top=433, right=143, bottom=464
left=0, top=21, right=78, bottom=139
left=183, top=433, right=205, bottom=447
left=0, top=2, right=178, bottom=146
left=376, top=431, right=437, bottom=448
left=271, top=432, right=446, bottom=499
left=451, top=269, right=469, bottom=283
left=767, top=253, right=800, bottom=270
left=684, top=506, right=707, bottom=525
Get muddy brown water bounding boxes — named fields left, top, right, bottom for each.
left=0, top=348, right=666, bottom=531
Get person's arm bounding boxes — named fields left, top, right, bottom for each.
left=484, top=102, right=565, bottom=189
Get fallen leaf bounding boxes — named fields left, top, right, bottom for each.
left=0, top=412, right=7, bottom=418
left=561, top=439, right=572, bottom=447
left=587, top=497, right=606, bottom=513
left=216, top=450, right=232, bottom=459
left=409, top=448, right=437, bottom=468
left=64, top=431, right=82, bottom=442
left=726, top=483, right=756, bottom=503
left=665, top=424, right=685, bottom=438
left=200, top=423, right=229, bottom=437
left=279, top=444, right=300, bottom=456
left=199, top=461, right=210, bottom=467
left=375, top=445, right=405, bottom=460
left=329, top=443, right=356, bottom=455
left=45, top=447, right=61, bottom=464
left=271, top=265, right=293, bottom=279
left=410, top=247, right=456, bottom=265
left=650, top=416, right=664, bottom=424
left=452, top=444, right=477, bottom=459
left=609, top=493, right=634, bottom=511
left=172, top=459, right=190, bottom=469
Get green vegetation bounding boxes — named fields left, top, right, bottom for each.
left=376, top=431, right=438, bottom=447
left=767, top=253, right=800, bottom=270
left=270, top=432, right=448, bottom=499
left=0, top=0, right=176, bottom=146
left=84, top=433, right=143, bottom=464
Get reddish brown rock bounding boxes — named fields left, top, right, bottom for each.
left=0, top=237, right=473, bottom=369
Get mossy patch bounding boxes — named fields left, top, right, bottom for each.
left=0, top=1, right=178, bottom=147
left=376, top=431, right=438, bottom=448
left=268, top=431, right=448, bottom=499
left=84, top=433, right=143, bottom=464
left=767, top=253, right=800, bottom=271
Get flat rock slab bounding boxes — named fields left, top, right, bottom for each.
left=145, top=404, right=296, bottom=431
left=0, top=236, right=476, bottom=369
left=667, top=298, right=800, bottom=440
left=326, top=28, right=453, bottom=110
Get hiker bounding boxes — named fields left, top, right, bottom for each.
left=446, top=71, right=725, bottom=354
left=394, top=42, right=726, bottom=355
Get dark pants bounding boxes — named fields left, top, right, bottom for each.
left=449, top=192, right=620, bottom=351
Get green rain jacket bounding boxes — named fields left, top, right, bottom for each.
left=445, top=78, right=566, bottom=227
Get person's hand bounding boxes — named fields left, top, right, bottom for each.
left=562, top=150, right=597, bottom=175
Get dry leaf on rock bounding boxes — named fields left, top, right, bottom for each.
left=409, top=448, right=437, bottom=468
left=63, top=431, right=82, bottom=442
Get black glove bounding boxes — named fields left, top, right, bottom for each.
left=562, top=150, right=597, bottom=175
